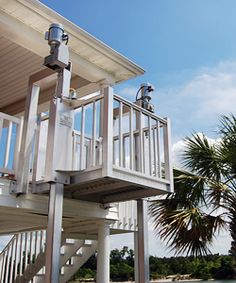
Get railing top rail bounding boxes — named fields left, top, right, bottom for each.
left=0, top=112, right=21, bottom=124
left=71, top=92, right=168, bottom=126
left=74, top=93, right=104, bottom=109
left=113, top=94, right=167, bottom=124
left=73, top=129, right=102, bottom=142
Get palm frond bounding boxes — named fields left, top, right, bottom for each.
left=149, top=200, right=223, bottom=257
left=174, top=171, right=206, bottom=207
left=207, top=180, right=232, bottom=209
left=149, top=115, right=236, bottom=258
left=183, top=133, right=222, bottom=181
left=218, top=115, right=236, bottom=177
left=218, top=114, right=236, bottom=138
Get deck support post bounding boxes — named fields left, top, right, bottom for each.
left=45, top=182, right=64, bottom=283
left=97, top=220, right=110, bottom=283
left=134, top=199, right=150, bottom=283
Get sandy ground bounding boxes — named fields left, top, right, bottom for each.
left=72, top=280, right=203, bottom=283
left=72, top=282, right=202, bottom=283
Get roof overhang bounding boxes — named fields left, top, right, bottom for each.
left=0, top=0, right=145, bottom=114
left=0, top=0, right=145, bottom=84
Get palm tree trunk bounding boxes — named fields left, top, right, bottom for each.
left=229, top=201, right=236, bottom=259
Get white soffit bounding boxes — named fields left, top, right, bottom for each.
left=0, top=0, right=145, bottom=84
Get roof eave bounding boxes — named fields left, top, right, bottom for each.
left=17, top=0, right=145, bottom=83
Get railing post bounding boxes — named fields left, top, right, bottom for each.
left=19, top=233, right=24, bottom=277
left=119, top=101, right=123, bottom=167
left=138, top=111, right=144, bottom=173
left=4, top=247, right=10, bottom=283
left=148, top=116, right=152, bottom=176
left=92, top=101, right=97, bottom=167
left=4, top=121, right=12, bottom=168
left=80, top=105, right=85, bottom=170
left=163, top=117, right=174, bottom=192
left=129, top=107, right=134, bottom=170
left=102, top=86, right=113, bottom=176
left=156, top=120, right=162, bottom=178
left=14, top=116, right=23, bottom=174
left=45, top=183, right=64, bottom=283
left=14, top=235, right=19, bottom=281
left=32, top=114, right=41, bottom=190
left=1, top=252, right=6, bottom=283
left=9, top=237, right=16, bottom=282
left=134, top=199, right=150, bottom=283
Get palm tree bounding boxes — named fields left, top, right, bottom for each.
left=149, top=115, right=236, bottom=258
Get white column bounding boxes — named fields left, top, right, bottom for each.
left=45, top=183, right=64, bottom=283
left=15, top=83, right=40, bottom=193
left=97, top=221, right=110, bottom=283
left=134, top=199, right=150, bottom=283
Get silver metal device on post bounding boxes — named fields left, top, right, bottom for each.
left=135, top=82, right=155, bottom=113
left=44, top=23, right=69, bottom=71
left=43, top=23, right=73, bottom=283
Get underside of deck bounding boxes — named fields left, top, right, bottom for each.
left=65, top=178, right=156, bottom=203
left=0, top=178, right=137, bottom=237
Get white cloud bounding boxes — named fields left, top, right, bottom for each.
left=117, top=60, right=236, bottom=132
left=180, top=69, right=236, bottom=120
left=118, top=86, right=137, bottom=99
left=171, top=133, right=221, bottom=168
left=154, top=59, right=236, bottom=141
left=172, top=139, right=185, bottom=168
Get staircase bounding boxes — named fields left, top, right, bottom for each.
left=0, top=230, right=97, bottom=283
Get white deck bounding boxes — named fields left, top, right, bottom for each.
left=0, top=87, right=173, bottom=203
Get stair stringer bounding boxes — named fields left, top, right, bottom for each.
left=60, top=241, right=97, bottom=283
left=60, top=239, right=84, bottom=266
left=15, top=237, right=85, bottom=283
left=15, top=251, right=45, bottom=283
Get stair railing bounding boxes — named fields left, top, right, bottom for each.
left=0, top=230, right=46, bottom=283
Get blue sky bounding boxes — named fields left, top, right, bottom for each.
left=39, top=0, right=234, bottom=256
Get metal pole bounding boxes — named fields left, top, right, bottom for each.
left=45, top=183, right=64, bottom=283
left=97, top=221, right=110, bottom=283
left=134, top=199, right=150, bottom=283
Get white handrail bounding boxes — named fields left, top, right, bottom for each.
left=71, top=92, right=171, bottom=183
left=0, top=230, right=46, bottom=283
